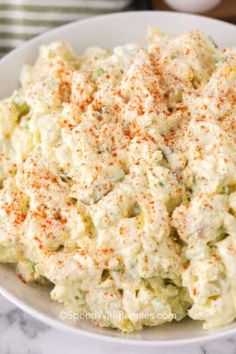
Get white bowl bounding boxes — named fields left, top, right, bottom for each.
left=164, top=0, right=222, bottom=13
left=0, top=11, right=236, bottom=346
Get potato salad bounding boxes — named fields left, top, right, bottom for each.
left=0, top=27, right=235, bottom=332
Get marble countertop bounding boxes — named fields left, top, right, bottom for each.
left=0, top=295, right=235, bottom=354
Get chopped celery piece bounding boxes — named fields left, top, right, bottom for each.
left=12, top=92, right=30, bottom=118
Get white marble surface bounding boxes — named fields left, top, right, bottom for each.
left=0, top=294, right=235, bottom=354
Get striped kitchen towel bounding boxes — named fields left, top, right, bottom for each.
left=0, top=0, right=132, bottom=57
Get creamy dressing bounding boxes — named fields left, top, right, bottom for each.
left=0, top=28, right=235, bottom=332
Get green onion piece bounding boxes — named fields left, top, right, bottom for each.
left=183, top=193, right=192, bottom=203
left=219, top=185, right=229, bottom=194
left=50, top=77, right=58, bottom=87
left=97, top=67, right=105, bottom=76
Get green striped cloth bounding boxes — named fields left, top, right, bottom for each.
left=0, top=0, right=132, bottom=57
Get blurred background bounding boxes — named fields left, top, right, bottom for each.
left=154, top=0, right=236, bottom=23
left=135, top=0, right=236, bottom=24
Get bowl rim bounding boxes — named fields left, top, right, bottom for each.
left=0, top=10, right=236, bottom=346
left=0, top=10, right=235, bottom=68
left=1, top=281, right=235, bottom=346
